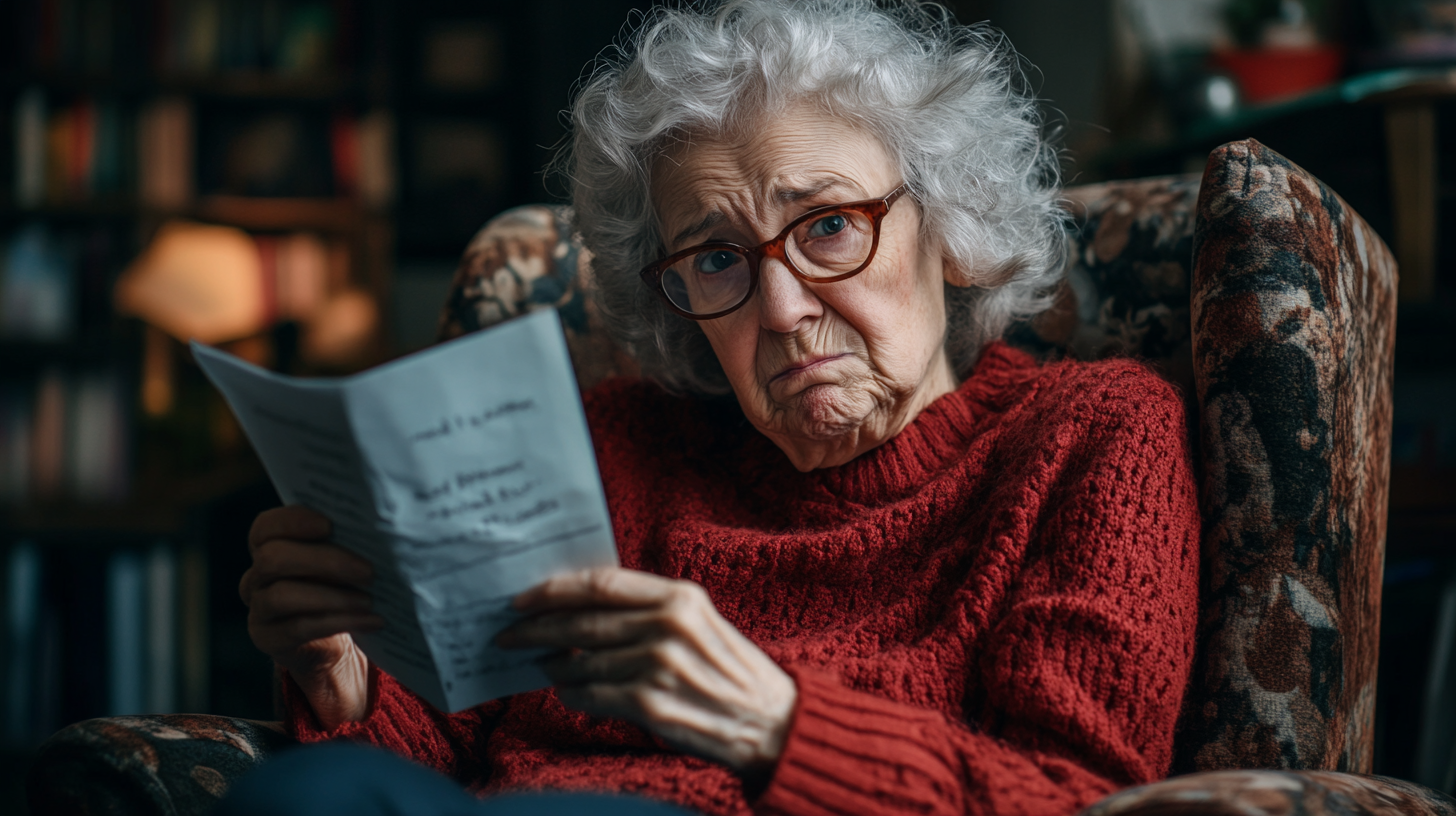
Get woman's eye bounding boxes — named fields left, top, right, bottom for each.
left=694, top=250, right=741, bottom=275
left=807, top=214, right=848, bottom=238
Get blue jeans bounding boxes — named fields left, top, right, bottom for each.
left=215, top=742, right=698, bottom=816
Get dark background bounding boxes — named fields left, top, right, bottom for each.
left=2, top=0, right=1454, bottom=813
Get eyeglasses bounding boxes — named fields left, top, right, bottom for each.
left=640, top=185, right=909, bottom=320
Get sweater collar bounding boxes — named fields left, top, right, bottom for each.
left=749, top=342, right=1040, bottom=507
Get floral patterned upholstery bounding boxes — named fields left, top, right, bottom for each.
left=1084, top=771, right=1455, bottom=816
left=1015, top=174, right=1201, bottom=396
left=436, top=204, right=639, bottom=389
left=26, top=715, right=292, bottom=816
left=1175, top=140, right=1397, bottom=775
left=26, top=140, right=1443, bottom=815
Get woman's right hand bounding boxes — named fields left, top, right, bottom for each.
left=240, top=505, right=382, bottom=728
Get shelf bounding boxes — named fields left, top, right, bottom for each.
left=3, top=72, right=375, bottom=102
left=1, top=459, right=266, bottom=536
left=0, top=200, right=144, bottom=221
left=193, top=196, right=384, bottom=233
left=0, top=335, right=129, bottom=368
left=0, top=197, right=387, bottom=233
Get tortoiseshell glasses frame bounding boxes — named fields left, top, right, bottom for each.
left=640, top=185, right=910, bottom=320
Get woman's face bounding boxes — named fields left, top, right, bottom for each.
left=651, top=108, right=959, bottom=471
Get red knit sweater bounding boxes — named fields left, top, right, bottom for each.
left=284, top=342, right=1202, bottom=816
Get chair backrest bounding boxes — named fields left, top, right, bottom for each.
left=434, top=139, right=1397, bottom=775
left=1179, top=140, right=1396, bottom=774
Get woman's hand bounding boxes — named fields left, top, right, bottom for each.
left=239, top=506, right=381, bottom=729
left=496, top=567, right=797, bottom=775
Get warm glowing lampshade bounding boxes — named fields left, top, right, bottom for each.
left=115, top=220, right=265, bottom=344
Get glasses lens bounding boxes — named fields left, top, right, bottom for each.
left=661, top=248, right=751, bottom=315
left=787, top=208, right=876, bottom=279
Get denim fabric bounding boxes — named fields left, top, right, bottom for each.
left=214, top=742, right=697, bottom=816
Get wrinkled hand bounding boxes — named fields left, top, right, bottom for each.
left=497, top=567, right=797, bottom=774
left=240, top=506, right=381, bottom=729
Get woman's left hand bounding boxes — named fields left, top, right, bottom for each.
left=496, top=567, right=797, bottom=774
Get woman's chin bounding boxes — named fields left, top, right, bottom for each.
left=787, top=383, right=873, bottom=440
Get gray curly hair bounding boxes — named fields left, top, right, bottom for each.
left=561, top=0, right=1067, bottom=395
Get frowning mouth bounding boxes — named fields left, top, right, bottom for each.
left=769, top=354, right=851, bottom=385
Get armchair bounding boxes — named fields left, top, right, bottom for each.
left=27, top=140, right=1454, bottom=815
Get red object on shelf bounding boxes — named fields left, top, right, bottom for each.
left=1212, top=47, right=1345, bottom=105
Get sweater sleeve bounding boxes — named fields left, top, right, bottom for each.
left=282, top=663, right=504, bottom=784
left=757, top=365, right=1202, bottom=816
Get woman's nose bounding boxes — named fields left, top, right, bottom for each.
left=754, top=257, right=823, bottom=333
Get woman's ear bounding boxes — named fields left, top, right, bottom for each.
left=941, top=253, right=972, bottom=288
left=943, top=253, right=1023, bottom=289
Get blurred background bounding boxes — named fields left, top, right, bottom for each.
left=1, top=0, right=1454, bottom=811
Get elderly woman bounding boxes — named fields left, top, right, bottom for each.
left=229, top=1, right=1200, bottom=814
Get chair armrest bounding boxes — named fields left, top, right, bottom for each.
left=27, top=714, right=295, bottom=816
left=1081, top=770, right=1455, bottom=816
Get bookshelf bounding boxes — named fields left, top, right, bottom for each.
left=0, top=6, right=653, bottom=813
left=0, top=1, right=397, bottom=761
left=0, top=1, right=567, bottom=780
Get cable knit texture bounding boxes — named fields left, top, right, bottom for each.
left=282, top=342, right=1201, bottom=816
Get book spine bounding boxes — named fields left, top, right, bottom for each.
left=30, top=368, right=66, bottom=502
left=107, top=372, right=131, bottom=501
left=1, top=386, right=34, bottom=504
left=146, top=544, right=177, bottom=714
left=67, top=373, right=103, bottom=502
left=178, top=544, right=208, bottom=712
left=44, top=102, right=70, bottom=204
left=137, top=97, right=194, bottom=209
left=92, top=101, right=121, bottom=197
left=81, top=0, right=116, bottom=73
left=356, top=109, right=394, bottom=210
left=68, top=98, right=95, bottom=201
left=106, top=549, right=146, bottom=716
left=1, top=223, right=76, bottom=340
left=37, top=0, right=59, bottom=71
left=331, top=111, right=360, bottom=198
left=14, top=88, right=47, bottom=209
left=3, top=541, right=42, bottom=747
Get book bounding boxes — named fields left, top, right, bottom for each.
left=355, top=109, right=395, bottom=209
left=30, top=368, right=66, bottom=502
left=4, top=541, right=42, bottom=747
left=330, top=112, right=360, bottom=198
left=194, top=309, right=619, bottom=713
left=0, top=366, right=128, bottom=506
left=178, top=545, right=209, bottom=712
left=137, top=97, right=194, bottom=209
left=106, top=549, right=146, bottom=716
left=66, top=372, right=127, bottom=503
left=14, top=88, right=47, bottom=209
left=1, top=222, right=76, bottom=341
left=146, top=544, right=177, bottom=715
left=91, top=100, right=126, bottom=198
left=420, top=22, right=501, bottom=91
left=0, top=387, right=34, bottom=503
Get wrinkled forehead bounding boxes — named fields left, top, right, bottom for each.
left=648, top=108, right=899, bottom=245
